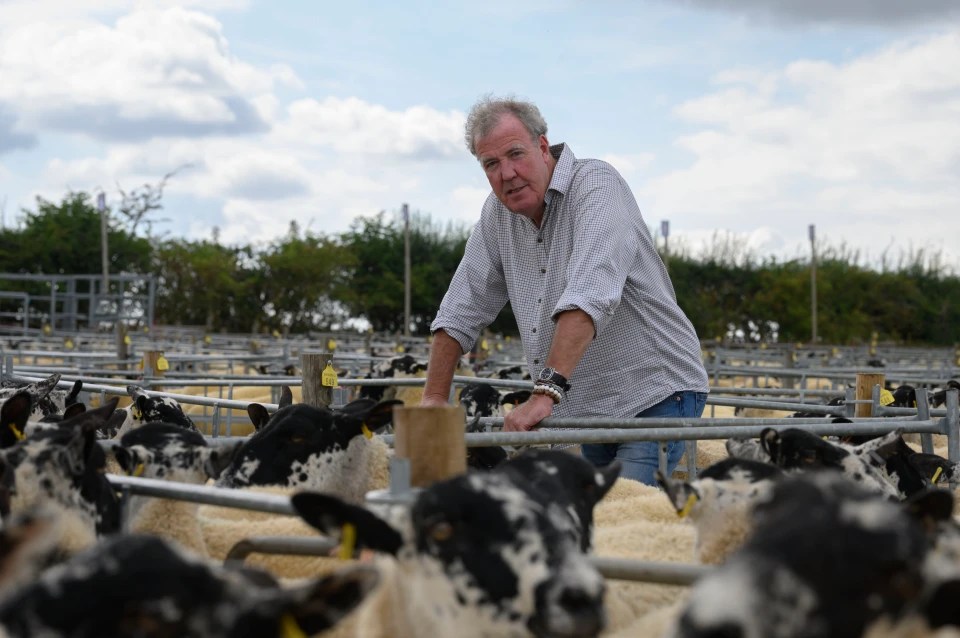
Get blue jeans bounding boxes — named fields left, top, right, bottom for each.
left=580, top=391, right=708, bottom=486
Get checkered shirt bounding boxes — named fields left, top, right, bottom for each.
left=432, top=143, right=708, bottom=418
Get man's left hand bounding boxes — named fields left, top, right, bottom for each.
left=503, top=394, right=554, bottom=432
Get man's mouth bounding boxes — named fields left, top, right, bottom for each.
left=506, top=184, right=527, bottom=196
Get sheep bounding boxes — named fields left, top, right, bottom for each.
left=290, top=448, right=618, bottom=638
left=215, top=398, right=400, bottom=504
left=666, top=472, right=942, bottom=638
left=656, top=457, right=784, bottom=565
left=0, top=528, right=380, bottom=638
left=116, top=384, right=199, bottom=438
left=112, top=422, right=242, bottom=556
left=0, top=398, right=123, bottom=555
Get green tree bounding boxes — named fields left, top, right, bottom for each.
left=4, top=192, right=151, bottom=276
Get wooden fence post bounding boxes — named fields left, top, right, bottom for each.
left=393, top=405, right=466, bottom=488
left=141, top=350, right=166, bottom=391
left=300, top=352, right=333, bottom=407
left=855, top=372, right=885, bottom=418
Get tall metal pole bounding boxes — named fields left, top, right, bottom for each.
left=97, top=192, right=109, bottom=296
left=403, top=203, right=411, bottom=337
left=809, top=224, right=817, bottom=344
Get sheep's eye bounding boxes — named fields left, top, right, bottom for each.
left=430, top=521, right=454, bottom=542
left=289, top=435, right=306, bottom=444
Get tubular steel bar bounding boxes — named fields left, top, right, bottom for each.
left=106, top=474, right=296, bottom=516
left=221, top=536, right=712, bottom=585
left=225, top=536, right=338, bottom=564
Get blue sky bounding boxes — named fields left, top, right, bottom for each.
left=2, top=0, right=960, bottom=269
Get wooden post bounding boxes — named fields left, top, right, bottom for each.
left=300, top=352, right=333, bottom=407
left=855, top=372, right=885, bottom=418
left=393, top=405, right=466, bottom=487
left=141, top=350, right=166, bottom=392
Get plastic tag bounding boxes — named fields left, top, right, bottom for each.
left=327, top=338, right=337, bottom=351
left=124, top=335, right=131, bottom=345
left=279, top=614, right=307, bottom=638
left=321, top=363, right=339, bottom=388
left=361, top=423, right=373, bottom=439
left=272, top=329, right=281, bottom=338
left=64, top=339, right=74, bottom=350
left=156, top=356, right=170, bottom=371
left=480, top=339, right=489, bottom=351
left=9, top=424, right=25, bottom=441
left=133, top=463, right=145, bottom=477
left=879, top=388, right=895, bottom=406
left=678, top=493, right=698, bottom=518
left=932, top=466, right=944, bottom=484
left=339, top=523, right=357, bottom=560
left=204, top=335, right=212, bottom=344
left=395, top=343, right=405, bottom=353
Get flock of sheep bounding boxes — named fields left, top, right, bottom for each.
left=1, top=357, right=960, bottom=638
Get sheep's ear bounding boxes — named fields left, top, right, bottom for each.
left=65, top=380, right=83, bottom=406
left=279, top=386, right=294, bottom=408
left=203, top=440, right=244, bottom=480
left=247, top=404, right=271, bottom=431
left=291, top=492, right=403, bottom=555
left=285, top=565, right=381, bottom=635
left=594, top=460, right=621, bottom=501
left=113, top=446, right=145, bottom=475
left=760, top=428, right=781, bottom=461
left=335, top=399, right=401, bottom=436
left=60, top=397, right=119, bottom=435
left=1, top=391, right=32, bottom=448
left=62, top=402, right=86, bottom=420
left=655, top=471, right=699, bottom=516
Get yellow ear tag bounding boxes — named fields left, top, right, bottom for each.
left=327, top=338, right=337, bottom=351
left=133, top=463, right=145, bottom=477
left=156, top=356, right=170, bottom=371
left=879, top=389, right=894, bottom=406
left=9, top=423, right=25, bottom=441
left=339, top=523, right=357, bottom=560
left=132, top=406, right=142, bottom=419
left=932, top=466, right=944, bottom=484
left=678, top=493, right=698, bottom=518
left=279, top=613, right=307, bottom=638
left=123, top=335, right=132, bottom=345
left=361, top=423, right=373, bottom=439
left=321, top=363, right=339, bottom=388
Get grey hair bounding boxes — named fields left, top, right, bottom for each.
left=464, top=94, right=548, bottom=158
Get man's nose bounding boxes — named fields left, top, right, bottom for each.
left=499, top=159, right=517, bottom=181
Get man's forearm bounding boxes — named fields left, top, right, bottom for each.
left=545, top=309, right=595, bottom=380
left=421, top=329, right=465, bottom=405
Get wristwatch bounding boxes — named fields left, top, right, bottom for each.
left=537, top=367, right=571, bottom=392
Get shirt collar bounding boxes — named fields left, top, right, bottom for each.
left=543, top=143, right=575, bottom=209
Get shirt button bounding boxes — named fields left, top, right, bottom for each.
left=532, top=328, right=537, bottom=333
left=538, top=298, right=542, bottom=303
left=540, top=268, right=546, bottom=274
left=537, top=237, right=543, bottom=243
left=534, top=359, right=539, bottom=365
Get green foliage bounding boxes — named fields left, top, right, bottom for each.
left=2, top=192, right=151, bottom=276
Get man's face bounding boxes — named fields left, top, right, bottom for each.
left=475, top=113, right=554, bottom=224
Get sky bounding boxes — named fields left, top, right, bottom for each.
left=1, top=0, right=960, bottom=271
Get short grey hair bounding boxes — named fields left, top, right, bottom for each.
left=464, top=94, right=548, bottom=158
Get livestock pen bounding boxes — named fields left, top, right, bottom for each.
left=4, top=331, right=960, bottom=636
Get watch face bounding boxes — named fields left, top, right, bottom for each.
left=538, top=368, right=553, bottom=381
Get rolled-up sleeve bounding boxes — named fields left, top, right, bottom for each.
left=431, top=206, right=509, bottom=353
left=552, top=166, right=637, bottom=338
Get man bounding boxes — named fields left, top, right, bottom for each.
left=421, top=95, right=709, bottom=485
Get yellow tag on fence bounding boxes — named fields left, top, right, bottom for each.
left=395, top=343, right=405, bottom=353
left=156, top=356, right=170, bottom=371
left=204, top=335, right=212, bottom=344
left=124, top=335, right=132, bottom=345
left=879, top=388, right=894, bottom=406
left=327, top=338, right=337, bottom=351
left=480, top=339, right=489, bottom=351
left=322, top=362, right=339, bottom=388
left=64, top=339, right=74, bottom=350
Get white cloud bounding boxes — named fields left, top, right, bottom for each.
left=0, top=6, right=298, bottom=141
left=644, top=29, right=960, bottom=267
left=277, top=97, right=464, bottom=159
